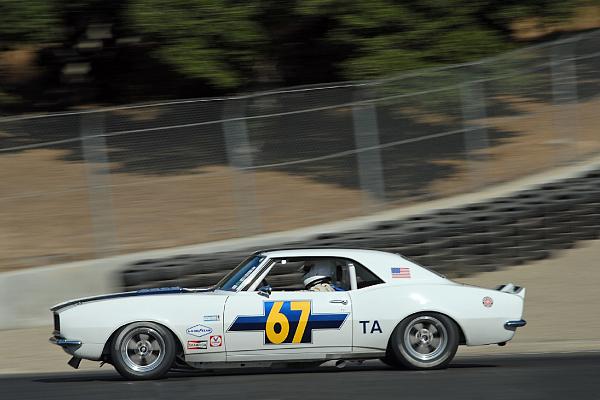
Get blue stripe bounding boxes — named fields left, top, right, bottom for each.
left=51, top=286, right=198, bottom=311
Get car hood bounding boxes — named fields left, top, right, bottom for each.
left=50, top=286, right=215, bottom=312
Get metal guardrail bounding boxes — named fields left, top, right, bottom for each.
left=1, top=30, right=600, bottom=270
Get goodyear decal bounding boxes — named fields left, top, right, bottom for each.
left=186, top=324, right=213, bottom=338
left=228, top=300, right=348, bottom=344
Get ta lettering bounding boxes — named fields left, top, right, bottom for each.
left=359, top=320, right=382, bottom=334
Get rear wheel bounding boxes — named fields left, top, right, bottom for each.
left=111, top=322, right=176, bottom=380
left=388, top=313, right=459, bottom=370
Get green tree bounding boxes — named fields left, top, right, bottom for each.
left=0, top=0, right=62, bottom=48
left=128, top=0, right=265, bottom=89
left=297, top=0, right=582, bottom=79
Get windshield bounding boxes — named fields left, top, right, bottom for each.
left=216, top=255, right=266, bottom=291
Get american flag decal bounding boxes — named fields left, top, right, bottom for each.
left=391, top=267, right=411, bottom=279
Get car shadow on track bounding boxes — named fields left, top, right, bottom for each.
left=33, top=361, right=497, bottom=384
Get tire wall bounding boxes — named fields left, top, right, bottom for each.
left=121, top=170, right=600, bottom=291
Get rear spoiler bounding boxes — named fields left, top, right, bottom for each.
left=495, top=283, right=526, bottom=299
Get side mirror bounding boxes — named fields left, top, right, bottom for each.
left=257, top=285, right=272, bottom=298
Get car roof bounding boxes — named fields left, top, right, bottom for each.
left=257, top=248, right=393, bottom=258
left=255, top=248, right=421, bottom=283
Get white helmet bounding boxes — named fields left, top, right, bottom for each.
left=303, top=260, right=335, bottom=288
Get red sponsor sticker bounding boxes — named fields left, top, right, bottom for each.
left=482, top=296, right=494, bottom=308
left=187, top=340, right=207, bottom=350
left=210, top=335, right=223, bottom=347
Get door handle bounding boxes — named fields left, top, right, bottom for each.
left=330, top=299, right=348, bottom=305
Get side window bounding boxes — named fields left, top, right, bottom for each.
left=249, top=257, right=383, bottom=291
left=255, top=257, right=351, bottom=291
left=259, top=260, right=306, bottom=291
left=354, top=263, right=384, bottom=289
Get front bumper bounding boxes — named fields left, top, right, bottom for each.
left=49, top=333, right=104, bottom=360
left=49, top=336, right=82, bottom=347
left=504, top=319, right=527, bottom=330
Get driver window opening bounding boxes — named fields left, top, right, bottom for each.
left=255, top=257, right=383, bottom=292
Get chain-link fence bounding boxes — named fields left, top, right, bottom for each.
left=2, top=30, right=600, bottom=271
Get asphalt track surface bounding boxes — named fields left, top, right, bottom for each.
left=2, top=353, right=599, bottom=400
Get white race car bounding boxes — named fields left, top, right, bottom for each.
left=50, top=248, right=526, bottom=380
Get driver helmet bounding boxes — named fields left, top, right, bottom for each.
left=303, top=260, right=336, bottom=288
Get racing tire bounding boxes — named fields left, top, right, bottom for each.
left=111, top=322, right=177, bottom=380
left=380, top=354, right=403, bottom=368
left=388, top=312, right=459, bottom=370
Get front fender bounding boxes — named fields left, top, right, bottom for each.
left=55, top=293, right=228, bottom=360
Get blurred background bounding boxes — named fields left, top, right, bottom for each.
left=2, top=0, right=600, bottom=271
left=2, top=0, right=600, bottom=384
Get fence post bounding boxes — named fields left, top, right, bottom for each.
left=460, top=76, right=490, bottom=190
left=352, top=90, right=385, bottom=213
left=223, top=99, right=261, bottom=236
left=80, top=111, right=118, bottom=257
left=551, top=37, right=579, bottom=163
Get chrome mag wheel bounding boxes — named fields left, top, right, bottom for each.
left=403, top=316, right=449, bottom=361
left=120, top=327, right=166, bottom=373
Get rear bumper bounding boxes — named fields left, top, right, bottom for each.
left=504, top=319, right=527, bottom=330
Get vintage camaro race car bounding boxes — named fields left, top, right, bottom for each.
left=50, top=248, right=526, bottom=380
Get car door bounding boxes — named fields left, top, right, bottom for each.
left=223, top=290, right=352, bottom=362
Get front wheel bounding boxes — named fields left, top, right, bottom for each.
left=388, top=313, right=459, bottom=370
left=111, top=322, right=177, bottom=380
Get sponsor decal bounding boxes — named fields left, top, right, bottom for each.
left=359, top=320, right=382, bottom=334
left=391, top=267, right=411, bottom=279
left=203, top=315, right=220, bottom=322
left=228, top=300, right=348, bottom=344
left=210, top=335, right=223, bottom=347
left=186, top=323, right=213, bottom=338
left=187, top=340, right=207, bottom=350
left=482, top=296, right=494, bottom=308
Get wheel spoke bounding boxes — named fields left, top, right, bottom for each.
left=428, top=324, right=438, bottom=335
left=129, top=353, right=142, bottom=364
left=150, top=339, right=160, bottom=351
left=416, top=343, right=430, bottom=354
left=408, top=333, right=420, bottom=345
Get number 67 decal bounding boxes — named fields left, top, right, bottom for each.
left=266, top=301, right=310, bottom=344
left=228, top=300, right=349, bottom=344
